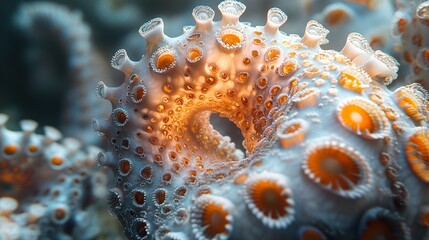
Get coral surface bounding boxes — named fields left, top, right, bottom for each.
left=2, top=0, right=429, bottom=239
left=393, top=0, right=429, bottom=90
left=0, top=114, right=109, bottom=239
left=93, top=0, right=429, bottom=239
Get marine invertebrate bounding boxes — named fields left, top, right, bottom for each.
left=393, top=0, right=429, bottom=89
left=0, top=114, right=112, bottom=239
left=92, top=0, right=429, bottom=239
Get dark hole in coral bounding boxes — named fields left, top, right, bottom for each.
left=209, top=113, right=245, bottom=153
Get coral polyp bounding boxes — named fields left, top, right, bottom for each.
left=0, top=114, right=109, bottom=239
left=92, top=0, right=429, bottom=239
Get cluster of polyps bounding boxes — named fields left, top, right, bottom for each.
left=0, top=114, right=107, bottom=240
left=393, top=1, right=429, bottom=90
left=94, top=0, right=429, bottom=239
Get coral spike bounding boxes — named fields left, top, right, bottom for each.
left=111, top=49, right=134, bottom=75
left=302, top=20, right=329, bottom=47
left=0, top=114, right=9, bottom=127
left=139, top=18, right=167, bottom=52
left=192, top=6, right=215, bottom=31
left=43, top=126, right=62, bottom=143
left=218, top=0, right=246, bottom=24
left=264, top=8, right=287, bottom=35
left=360, top=50, right=399, bottom=85
left=20, top=120, right=38, bottom=133
left=340, top=32, right=373, bottom=61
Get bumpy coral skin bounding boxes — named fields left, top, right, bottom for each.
left=94, top=1, right=429, bottom=239
left=393, top=0, right=429, bottom=90
left=15, top=2, right=111, bottom=146
left=0, top=114, right=109, bottom=240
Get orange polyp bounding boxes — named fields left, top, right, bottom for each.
left=234, top=173, right=248, bottom=184
left=140, top=166, right=152, bottom=179
left=28, top=145, right=38, bottom=153
left=155, top=189, right=166, bottom=205
left=405, top=128, right=429, bottom=183
left=339, top=105, right=375, bottom=133
left=307, top=146, right=361, bottom=190
left=135, top=220, right=148, bottom=238
left=119, top=159, right=131, bottom=175
left=54, top=208, right=67, bottom=221
left=252, top=50, right=259, bottom=58
left=238, top=72, right=249, bottom=83
left=162, top=84, right=174, bottom=94
left=251, top=180, right=289, bottom=219
left=252, top=38, right=262, bottom=45
left=338, top=70, right=369, bottom=93
left=284, top=123, right=301, bottom=134
left=116, top=111, right=127, bottom=124
left=277, top=94, right=288, bottom=105
left=221, top=33, right=241, bottom=47
left=325, top=8, right=349, bottom=27
left=397, top=18, right=408, bottom=33
left=201, top=202, right=230, bottom=238
left=3, top=145, right=17, bottom=155
left=50, top=156, right=63, bottom=166
left=157, top=53, right=175, bottom=70
left=162, top=172, right=172, bottom=182
left=207, top=63, right=219, bottom=73
left=280, top=61, right=297, bottom=76
left=422, top=49, right=429, bottom=67
left=337, top=98, right=388, bottom=139
left=133, top=191, right=146, bottom=206
left=369, top=93, right=383, bottom=105
left=278, top=119, right=307, bottom=149
left=265, top=48, right=281, bottom=61
left=132, top=86, right=145, bottom=102
left=301, top=228, right=325, bottom=240
left=188, top=48, right=202, bottom=62
left=393, top=86, right=426, bottom=122
left=369, top=36, right=385, bottom=49
left=361, top=219, right=393, bottom=240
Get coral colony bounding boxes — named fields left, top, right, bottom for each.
left=2, top=0, right=429, bottom=239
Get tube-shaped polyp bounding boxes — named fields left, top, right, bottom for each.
left=264, top=8, right=287, bottom=35
left=192, top=6, right=215, bottom=31
left=301, top=20, right=329, bottom=48
left=218, top=0, right=246, bottom=24
left=341, top=32, right=373, bottom=62
left=139, top=18, right=166, bottom=53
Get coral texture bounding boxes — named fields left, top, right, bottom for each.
left=393, top=0, right=429, bottom=90
left=93, top=0, right=429, bottom=239
left=0, top=114, right=108, bottom=240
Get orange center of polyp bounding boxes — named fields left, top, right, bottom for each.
left=308, top=148, right=361, bottom=190
left=201, top=203, right=229, bottom=238
left=252, top=180, right=289, bottom=219
left=221, top=33, right=241, bottom=46
left=156, top=53, right=175, bottom=69
left=341, top=105, right=374, bottom=133
left=188, top=48, right=202, bottom=61
left=284, top=123, right=301, bottom=135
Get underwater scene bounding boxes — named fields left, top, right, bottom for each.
left=0, top=0, right=429, bottom=239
